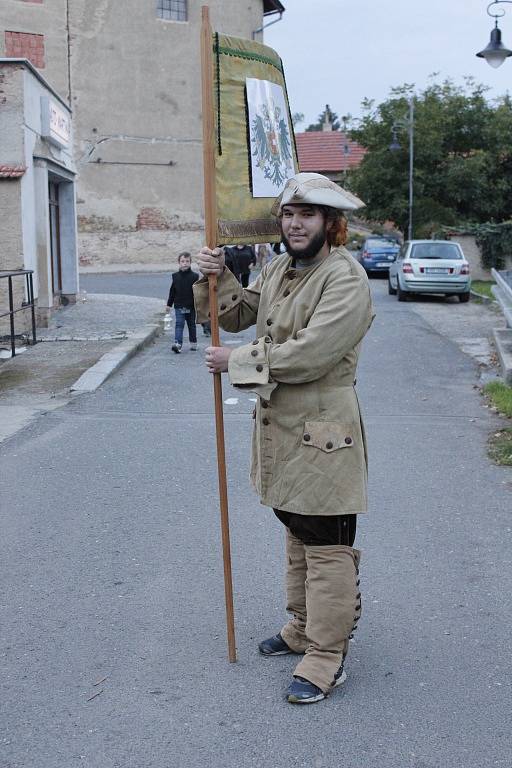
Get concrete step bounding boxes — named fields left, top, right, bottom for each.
left=493, top=327, right=512, bottom=385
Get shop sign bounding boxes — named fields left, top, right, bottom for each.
left=41, top=97, right=71, bottom=148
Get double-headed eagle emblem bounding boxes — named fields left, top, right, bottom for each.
left=250, top=99, right=293, bottom=189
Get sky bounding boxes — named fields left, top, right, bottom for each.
left=264, top=0, right=512, bottom=129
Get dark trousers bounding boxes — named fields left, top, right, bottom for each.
left=274, top=509, right=356, bottom=547
left=174, top=307, right=197, bottom=345
left=240, top=273, right=250, bottom=288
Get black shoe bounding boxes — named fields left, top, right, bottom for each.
left=286, top=676, right=325, bottom=704
left=171, top=343, right=182, bottom=354
left=286, top=661, right=346, bottom=704
left=258, top=632, right=293, bottom=656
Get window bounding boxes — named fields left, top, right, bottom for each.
left=410, top=243, right=462, bottom=260
left=157, top=0, right=187, bottom=21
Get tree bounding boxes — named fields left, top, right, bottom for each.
left=292, top=112, right=305, bottom=128
left=350, top=79, right=512, bottom=236
left=306, top=104, right=341, bottom=132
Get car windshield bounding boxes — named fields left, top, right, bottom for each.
left=366, top=238, right=398, bottom=249
left=410, top=243, right=461, bottom=260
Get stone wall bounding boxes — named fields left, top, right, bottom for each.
left=450, top=235, right=512, bottom=281
left=0, top=179, right=26, bottom=337
left=78, top=227, right=205, bottom=268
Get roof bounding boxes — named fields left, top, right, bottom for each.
left=0, top=165, right=26, bottom=179
left=295, top=132, right=366, bottom=173
left=263, top=0, right=285, bottom=15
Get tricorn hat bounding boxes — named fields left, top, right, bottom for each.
left=271, top=172, right=365, bottom=216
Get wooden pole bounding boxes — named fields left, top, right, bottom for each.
left=200, top=5, right=237, bottom=663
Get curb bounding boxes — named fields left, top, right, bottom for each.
left=70, top=323, right=161, bottom=393
left=470, top=288, right=496, bottom=304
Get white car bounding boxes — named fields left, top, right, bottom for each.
left=388, top=240, right=471, bottom=302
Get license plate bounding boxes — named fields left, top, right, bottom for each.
left=425, top=267, right=449, bottom=274
left=377, top=262, right=390, bottom=267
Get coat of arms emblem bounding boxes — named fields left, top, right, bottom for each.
left=246, top=78, right=296, bottom=198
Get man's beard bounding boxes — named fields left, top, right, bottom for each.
left=281, top=228, right=327, bottom=261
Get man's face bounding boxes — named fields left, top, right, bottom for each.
left=280, top=205, right=327, bottom=260
left=179, top=256, right=191, bottom=271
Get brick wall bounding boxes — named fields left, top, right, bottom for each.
left=4, top=31, right=45, bottom=68
left=136, top=207, right=171, bottom=231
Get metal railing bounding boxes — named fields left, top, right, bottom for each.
left=491, top=268, right=512, bottom=328
left=0, top=269, right=37, bottom=357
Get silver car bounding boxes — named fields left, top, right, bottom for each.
left=388, top=240, right=471, bottom=302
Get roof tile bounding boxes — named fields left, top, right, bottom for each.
left=0, top=165, right=27, bottom=178
left=295, top=132, right=366, bottom=173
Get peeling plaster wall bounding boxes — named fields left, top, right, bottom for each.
left=69, top=0, right=265, bottom=266
left=2, top=0, right=269, bottom=267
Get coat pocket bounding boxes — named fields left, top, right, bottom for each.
left=302, top=421, right=356, bottom=453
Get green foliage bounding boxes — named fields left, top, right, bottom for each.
left=442, top=221, right=512, bottom=270
left=350, top=79, right=512, bottom=237
left=471, top=280, right=495, bottom=299
left=484, top=381, right=512, bottom=418
left=306, top=104, right=340, bottom=132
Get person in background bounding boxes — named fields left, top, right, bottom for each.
left=165, top=251, right=199, bottom=354
left=255, top=243, right=273, bottom=271
left=224, top=243, right=256, bottom=287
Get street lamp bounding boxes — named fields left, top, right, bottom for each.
left=389, top=96, right=414, bottom=241
left=477, top=1, right=512, bottom=68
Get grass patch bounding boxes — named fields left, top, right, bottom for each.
left=484, top=381, right=512, bottom=418
left=471, top=280, right=495, bottom=300
left=488, top=428, right=512, bottom=466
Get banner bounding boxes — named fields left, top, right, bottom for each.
left=211, top=33, right=299, bottom=245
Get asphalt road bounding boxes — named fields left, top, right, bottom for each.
left=1, top=278, right=511, bottom=768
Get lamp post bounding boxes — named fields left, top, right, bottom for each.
left=341, top=115, right=351, bottom=187
left=389, top=96, right=414, bottom=242
left=477, top=1, right=512, bottom=67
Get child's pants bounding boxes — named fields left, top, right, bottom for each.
left=174, top=308, right=197, bottom=345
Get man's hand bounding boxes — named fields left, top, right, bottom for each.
left=205, top=345, right=232, bottom=374
left=196, top=247, right=225, bottom=277
left=165, top=306, right=171, bottom=314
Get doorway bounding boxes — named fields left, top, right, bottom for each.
left=48, top=180, right=62, bottom=300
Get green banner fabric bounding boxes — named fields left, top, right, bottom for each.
left=213, top=33, right=299, bottom=245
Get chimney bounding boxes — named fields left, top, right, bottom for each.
left=322, top=104, right=333, bottom=132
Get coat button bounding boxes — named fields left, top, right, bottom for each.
left=264, top=336, right=272, bottom=343
left=256, top=364, right=263, bottom=372
left=252, top=339, right=259, bottom=345
left=232, top=294, right=238, bottom=301
left=345, top=436, right=352, bottom=445
left=303, top=433, right=311, bottom=441
left=283, top=289, right=290, bottom=297
left=326, top=441, right=333, bottom=450
left=220, top=303, right=226, bottom=310
left=261, top=400, right=269, bottom=408
left=262, top=417, right=270, bottom=425
left=251, top=349, right=258, bottom=357
left=266, top=318, right=273, bottom=326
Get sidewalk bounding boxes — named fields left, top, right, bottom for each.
left=0, top=293, right=163, bottom=443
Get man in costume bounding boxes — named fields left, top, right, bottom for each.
left=194, top=173, right=374, bottom=704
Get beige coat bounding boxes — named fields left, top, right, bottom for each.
left=193, top=247, right=374, bottom=516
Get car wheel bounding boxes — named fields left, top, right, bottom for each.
left=397, top=280, right=408, bottom=302
left=388, top=276, right=397, bottom=295
left=459, top=291, right=470, bottom=303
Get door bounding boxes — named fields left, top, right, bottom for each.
left=48, top=181, right=62, bottom=299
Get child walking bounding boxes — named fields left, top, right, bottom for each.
left=165, top=251, right=199, bottom=354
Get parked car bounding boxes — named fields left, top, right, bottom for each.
left=358, top=237, right=400, bottom=274
left=388, top=240, right=471, bottom=302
